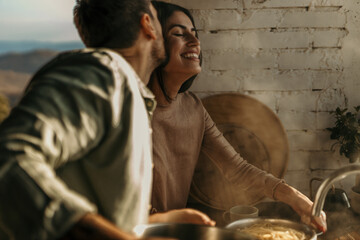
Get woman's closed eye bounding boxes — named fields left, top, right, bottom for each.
left=173, top=33, right=185, bottom=37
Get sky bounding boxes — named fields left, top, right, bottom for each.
left=0, top=0, right=81, bottom=42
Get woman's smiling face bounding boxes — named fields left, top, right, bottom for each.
left=163, top=11, right=201, bottom=78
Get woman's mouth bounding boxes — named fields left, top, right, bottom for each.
left=182, top=52, right=199, bottom=60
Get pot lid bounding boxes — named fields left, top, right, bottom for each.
left=190, top=93, right=289, bottom=210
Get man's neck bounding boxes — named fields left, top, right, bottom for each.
left=115, top=45, right=153, bottom=85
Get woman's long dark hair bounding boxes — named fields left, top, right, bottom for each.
left=151, top=1, right=202, bottom=102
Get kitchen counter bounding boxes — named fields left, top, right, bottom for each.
left=319, top=209, right=360, bottom=240
left=188, top=200, right=360, bottom=239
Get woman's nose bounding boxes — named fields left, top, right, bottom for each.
left=187, top=35, right=200, bottom=47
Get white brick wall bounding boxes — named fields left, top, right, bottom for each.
left=166, top=0, right=360, bottom=197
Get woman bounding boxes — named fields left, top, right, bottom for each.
left=148, top=1, right=327, bottom=232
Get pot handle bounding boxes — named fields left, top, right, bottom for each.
left=223, top=211, right=231, bottom=222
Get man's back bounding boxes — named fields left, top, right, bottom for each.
left=0, top=49, right=155, bottom=239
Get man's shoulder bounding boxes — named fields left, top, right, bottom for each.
left=27, top=48, right=133, bottom=95
left=53, top=48, right=120, bottom=68
left=35, top=48, right=132, bottom=82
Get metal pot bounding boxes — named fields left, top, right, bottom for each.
left=134, top=223, right=257, bottom=240
left=226, top=218, right=321, bottom=240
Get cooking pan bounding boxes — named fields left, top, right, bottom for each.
left=134, top=223, right=256, bottom=240
left=226, top=218, right=322, bottom=240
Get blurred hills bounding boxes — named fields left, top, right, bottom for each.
left=0, top=40, right=83, bottom=55
left=0, top=41, right=84, bottom=106
left=0, top=69, right=31, bottom=106
left=0, top=49, right=58, bottom=74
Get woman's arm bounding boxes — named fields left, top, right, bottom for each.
left=274, top=182, right=327, bottom=232
left=201, top=107, right=327, bottom=232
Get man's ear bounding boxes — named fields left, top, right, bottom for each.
left=140, top=13, right=157, bottom=40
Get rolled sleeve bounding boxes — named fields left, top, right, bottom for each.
left=202, top=108, right=284, bottom=200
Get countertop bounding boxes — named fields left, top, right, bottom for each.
left=319, top=208, right=360, bottom=240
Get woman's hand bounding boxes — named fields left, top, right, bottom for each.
left=148, top=208, right=216, bottom=226
left=274, top=183, right=327, bottom=232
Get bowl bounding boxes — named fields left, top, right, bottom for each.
left=350, top=186, right=360, bottom=215
left=226, top=218, right=318, bottom=240
left=134, top=223, right=256, bottom=240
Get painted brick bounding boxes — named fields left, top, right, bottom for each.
left=343, top=71, right=360, bottom=108
left=287, top=130, right=319, bottom=151
left=309, top=151, right=349, bottom=170
left=243, top=70, right=279, bottom=91
left=316, top=111, right=339, bottom=130
left=244, top=70, right=314, bottom=91
left=197, top=51, right=211, bottom=71
left=199, top=31, right=241, bottom=51
left=287, top=151, right=310, bottom=171
left=312, top=0, right=345, bottom=6
left=191, top=10, right=205, bottom=29
left=200, top=30, right=309, bottom=51
left=316, top=88, right=346, bottom=112
left=277, top=91, right=316, bottom=112
left=278, top=49, right=342, bottom=70
left=240, top=31, right=310, bottom=49
left=284, top=170, right=312, bottom=196
left=286, top=130, right=333, bottom=151
left=190, top=70, right=243, bottom=92
left=311, top=70, right=343, bottom=90
left=206, top=10, right=242, bottom=30
left=236, top=9, right=280, bottom=29
left=244, top=91, right=277, bottom=111
left=165, top=0, right=237, bottom=10
left=315, top=130, right=334, bottom=150
left=313, top=29, right=347, bottom=48
left=277, top=111, right=317, bottom=130
left=280, top=11, right=346, bottom=28
left=244, top=0, right=344, bottom=9
left=209, top=50, right=275, bottom=70
left=201, top=70, right=342, bottom=93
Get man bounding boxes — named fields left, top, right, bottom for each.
left=0, top=0, right=166, bottom=239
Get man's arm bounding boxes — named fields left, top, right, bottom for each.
left=0, top=53, right=116, bottom=239
left=59, top=213, right=135, bottom=240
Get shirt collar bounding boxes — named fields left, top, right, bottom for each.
left=103, top=48, right=157, bottom=115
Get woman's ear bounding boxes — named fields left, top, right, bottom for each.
left=140, top=13, right=157, bottom=40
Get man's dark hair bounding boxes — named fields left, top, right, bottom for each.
left=151, top=1, right=202, bottom=102
left=74, top=0, right=152, bottom=48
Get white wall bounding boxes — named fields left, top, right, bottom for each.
left=164, top=0, right=360, bottom=197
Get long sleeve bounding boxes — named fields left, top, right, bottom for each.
left=0, top=52, right=119, bottom=240
left=201, top=108, right=282, bottom=199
